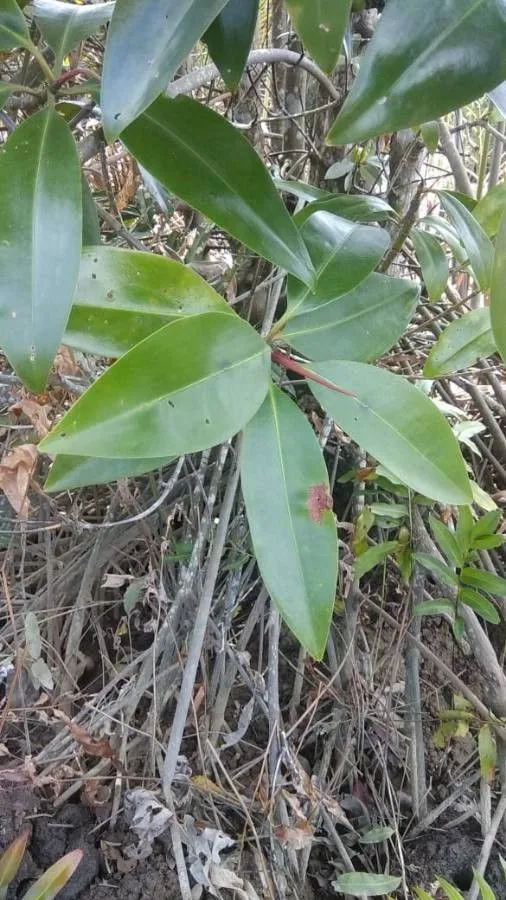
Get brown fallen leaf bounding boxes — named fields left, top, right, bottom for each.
left=0, top=444, right=38, bottom=516
left=54, top=345, right=81, bottom=377
left=273, top=820, right=314, bottom=851
left=53, top=710, right=126, bottom=773
left=9, top=398, right=52, bottom=438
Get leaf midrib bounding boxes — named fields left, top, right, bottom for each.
left=285, top=289, right=411, bottom=338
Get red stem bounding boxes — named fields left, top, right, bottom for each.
left=52, top=68, right=98, bottom=90
left=271, top=348, right=356, bottom=398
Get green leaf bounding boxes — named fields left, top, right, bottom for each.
left=45, top=454, right=170, bottom=492
left=0, top=831, right=29, bottom=900
left=411, top=228, right=449, bottom=300
left=471, top=509, right=502, bottom=542
left=204, top=0, right=258, bottom=89
left=413, top=553, right=459, bottom=588
left=490, top=211, right=506, bottom=364
left=459, top=588, right=500, bottom=624
left=472, top=534, right=505, bottom=550
left=437, top=877, right=466, bottom=900
left=24, top=611, right=41, bottom=660
left=101, top=0, right=231, bottom=139
left=284, top=0, right=352, bottom=73
left=455, top=505, right=473, bottom=557
left=273, top=178, right=332, bottom=203
left=429, top=513, right=463, bottom=568
left=420, top=121, right=439, bottom=153
left=282, top=273, right=418, bottom=363
left=0, top=108, right=82, bottom=392
left=413, top=889, right=435, bottom=900
left=423, top=309, right=496, bottom=377
left=414, top=599, right=456, bottom=618
left=472, top=870, right=495, bottom=900
left=354, top=541, right=398, bottom=580
left=331, top=872, right=401, bottom=897
left=460, top=567, right=506, bottom=598
left=326, top=0, right=506, bottom=145
left=309, top=362, right=472, bottom=505
left=40, top=312, right=271, bottom=459
left=474, top=182, right=506, bottom=237
left=439, top=192, right=494, bottom=292
left=421, top=215, right=468, bottom=265
left=22, top=849, right=83, bottom=900
left=358, top=826, right=395, bottom=845
left=0, top=0, right=30, bottom=50
left=287, top=211, right=389, bottom=317
left=33, top=0, right=114, bottom=62
left=65, top=247, right=232, bottom=358
left=295, top=194, right=395, bottom=226
left=81, top=175, right=100, bottom=247
left=241, top=385, right=338, bottom=660
left=0, top=84, right=13, bottom=108
left=122, top=95, right=314, bottom=285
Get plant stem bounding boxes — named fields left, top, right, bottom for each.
left=271, top=348, right=356, bottom=397
left=25, top=40, right=55, bottom=83
left=2, top=81, right=44, bottom=97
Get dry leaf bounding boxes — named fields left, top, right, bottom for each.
left=101, top=573, right=135, bottom=589
left=53, top=709, right=125, bottom=772
left=54, top=345, right=81, bottom=377
left=273, top=820, right=314, bottom=851
left=9, top=398, right=52, bottom=438
left=0, top=444, right=38, bottom=516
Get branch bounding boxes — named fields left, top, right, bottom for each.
left=438, top=121, right=474, bottom=197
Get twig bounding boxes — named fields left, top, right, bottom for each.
left=468, top=795, right=506, bottom=900
left=404, top=560, right=428, bottom=821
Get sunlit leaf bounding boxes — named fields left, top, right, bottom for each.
left=326, top=0, right=506, bottom=145
left=0, top=831, right=29, bottom=899
left=309, top=362, right=472, bottom=505
left=284, top=0, right=352, bottom=73
left=122, top=95, right=314, bottom=284
left=41, top=312, right=271, bottom=459
left=22, top=849, right=83, bottom=900
left=204, top=0, right=258, bottom=89
left=295, top=194, right=395, bottom=226
left=460, top=566, right=506, bottom=597
left=241, top=385, right=338, bottom=659
left=424, top=309, right=496, bottom=377
left=0, top=108, right=81, bottom=392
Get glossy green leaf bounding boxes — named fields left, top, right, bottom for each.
left=413, top=553, right=459, bottom=588
left=440, top=192, right=494, bottom=291
left=444, top=190, right=477, bottom=213
left=287, top=211, right=389, bottom=317
left=41, top=312, right=271, bottom=459
left=204, top=0, right=258, bottom=89
left=22, top=850, right=83, bottom=900
left=282, top=272, right=418, bottom=362
left=421, top=215, right=468, bottom=265
left=490, top=210, right=506, bottom=364
left=424, top=309, right=496, bottom=377
left=420, top=121, right=439, bottom=153
left=411, top=228, right=448, bottom=300
left=241, top=385, right=337, bottom=660
left=331, top=872, right=401, bottom=897
left=460, top=567, right=506, bottom=597
left=429, top=514, right=463, bottom=568
left=413, top=599, right=456, bottom=618
left=474, top=182, right=506, bottom=237
left=81, top=175, right=100, bottom=247
left=273, top=178, right=332, bottom=203
left=459, top=588, right=500, bottom=624
left=284, top=0, right=352, bottom=73
left=295, top=194, right=395, bottom=226
left=33, top=0, right=114, bottom=62
left=0, top=0, right=30, bottom=50
left=45, top=454, right=170, bottom=492
left=0, top=107, right=81, bottom=392
left=101, top=0, right=230, bottom=139
left=0, top=831, right=29, bottom=899
left=65, top=247, right=232, bottom=358
left=326, top=0, right=506, bottom=145
left=122, top=95, right=314, bottom=285
left=354, top=541, right=398, bottom=580
left=309, top=362, right=472, bottom=505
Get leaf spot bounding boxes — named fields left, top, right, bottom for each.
left=307, top=484, right=333, bottom=523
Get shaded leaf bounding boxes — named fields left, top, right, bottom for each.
left=474, top=182, right=506, bottom=237
left=273, top=178, right=332, bottom=203
left=101, top=0, right=231, bottom=139
left=204, top=0, right=258, bottom=89
left=123, top=575, right=150, bottom=616
left=420, top=120, right=439, bottom=152
left=0, top=108, right=81, bottom=392
left=470, top=509, right=502, bottom=542
left=33, top=0, right=114, bottom=62
left=429, top=513, right=463, bottom=568
left=489, top=81, right=506, bottom=117
left=0, top=84, right=13, bottom=108
left=40, top=312, right=271, bottom=459
left=282, top=272, right=418, bottom=362
left=24, top=612, right=41, bottom=660
left=354, top=541, right=398, bottom=580
left=241, top=385, right=338, bottom=660
left=65, top=246, right=232, bottom=358
left=460, top=567, right=506, bottom=597
left=284, top=0, right=352, bottom=73
left=411, top=227, right=448, bottom=300
left=413, top=599, right=455, bottom=618
left=459, top=588, right=500, bottom=624
left=455, top=505, right=473, bottom=556
left=0, top=831, right=29, bottom=899
left=332, top=872, right=401, bottom=897
left=423, top=309, right=496, bottom=377
left=22, top=850, right=83, bottom=900
left=358, top=825, right=395, bottom=845
left=439, top=192, right=494, bottom=291
left=29, top=657, right=54, bottom=691
left=81, top=175, right=100, bottom=247
left=471, top=869, right=495, bottom=900
left=0, top=0, right=29, bottom=51
left=326, top=0, right=506, bottom=145
left=413, top=553, right=459, bottom=588
left=45, top=454, right=170, bottom=492
left=490, top=210, right=506, bottom=364
left=287, top=211, right=389, bottom=317
left=421, top=215, right=468, bottom=265
left=437, top=877, right=467, bottom=900
left=309, top=362, right=472, bottom=505
left=295, top=194, right=395, bottom=226
left=122, top=95, right=314, bottom=284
